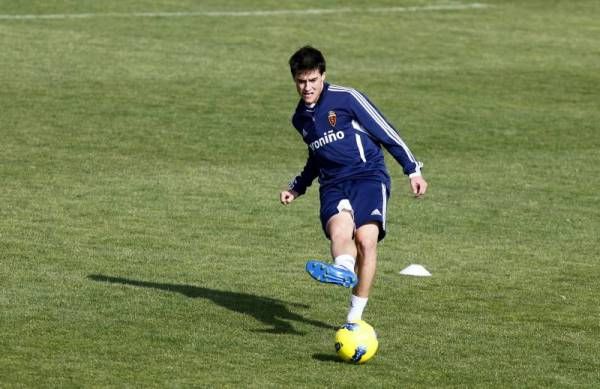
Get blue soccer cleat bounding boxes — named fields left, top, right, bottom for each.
left=306, top=260, right=358, bottom=288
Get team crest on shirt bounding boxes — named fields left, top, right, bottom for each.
left=328, top=111, right=337, bottom=127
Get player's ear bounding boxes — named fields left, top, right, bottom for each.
left=322, top=71, right=327, bottom=81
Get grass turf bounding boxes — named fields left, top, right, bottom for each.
left=1, top=0, right=599, bottom=387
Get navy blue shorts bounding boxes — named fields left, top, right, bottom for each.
left=319, top=178, right=390, bottom=241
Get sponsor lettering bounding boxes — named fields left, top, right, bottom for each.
left=308, top=130, right=345, bottom=151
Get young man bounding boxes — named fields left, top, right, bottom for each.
left=280, top=46, right=428, bottom=323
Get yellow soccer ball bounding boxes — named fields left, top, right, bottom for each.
left=334, top=320, right=378, bottom=364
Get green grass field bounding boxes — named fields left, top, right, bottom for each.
left=1, top=0, right=599, bottom=387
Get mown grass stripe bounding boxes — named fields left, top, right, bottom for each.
left=0, top=3, right=490, bottom=20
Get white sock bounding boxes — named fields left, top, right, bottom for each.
left=346, top=295, right=368, bottom=322
left=334, top=254, right=356, bottom=273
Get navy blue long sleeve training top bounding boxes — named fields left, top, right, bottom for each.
left=288, top=83, right=422, bottom=196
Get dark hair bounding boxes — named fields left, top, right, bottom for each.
left=289, top=46, right=326, bottom=77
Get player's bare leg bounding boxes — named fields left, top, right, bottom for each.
left=327, top=211, right=357, bottom=260
left=353, top=223, right=379, bottom=297
left=306, top=211, right=358, bottom=288
left=347, top=222, right=379, bottom=322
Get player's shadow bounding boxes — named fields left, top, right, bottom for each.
left=88, top=274, right=334, bottom=335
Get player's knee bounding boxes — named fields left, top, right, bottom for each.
left=355, top=224, right=379, bottom=253
left=329, top=225, right=353, bottom=243
left=356, top=234, right=377, bottom=255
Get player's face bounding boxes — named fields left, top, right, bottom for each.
left=294, top=69, right=326, bottom=106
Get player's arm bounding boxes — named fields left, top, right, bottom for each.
left=280, top=189, right=299, bottom=205
left=349, top=92, right=421, bottom=174
left=280, top=149, right=319, bottom=205
left=409, top=175, right=427, bottom=198
left=349, top=91, right=427, bottom=196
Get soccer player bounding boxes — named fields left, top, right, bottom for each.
left=280, top=46, right=428, bottom=323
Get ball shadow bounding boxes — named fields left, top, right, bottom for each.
left=312, top=353, right=345, bottom=364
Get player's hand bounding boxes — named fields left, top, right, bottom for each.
left=410, top=176, right=428, bottom=198
left=280, top=190, right=298, bottom=205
